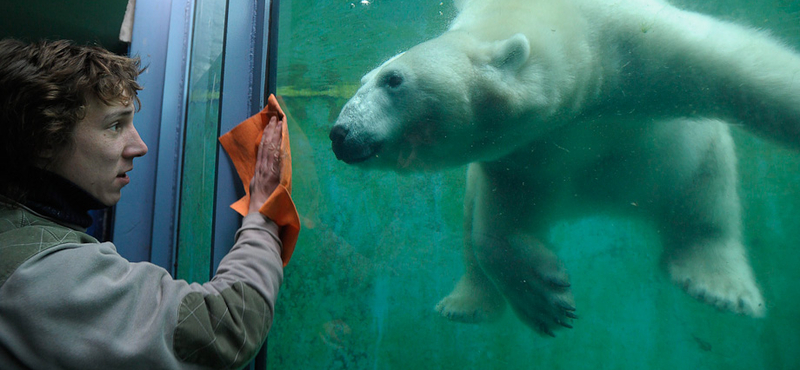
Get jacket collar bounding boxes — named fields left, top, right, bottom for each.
left=21, top=167, right=107, bottom=229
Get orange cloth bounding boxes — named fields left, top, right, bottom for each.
left=219, top=94, right=300, bottom=266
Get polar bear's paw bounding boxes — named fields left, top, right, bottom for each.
left=436, top=275, right=506, bottom=323
left=500, top=270, right=577, bottom=337
left=666, top=242, right=766, bottom=318
left=487, top=239, right=577, bottom=336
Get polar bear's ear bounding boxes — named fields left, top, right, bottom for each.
left=490, top=33, right=530, bottom=71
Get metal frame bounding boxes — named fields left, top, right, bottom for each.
left=114, top=0, right=194, bottom=270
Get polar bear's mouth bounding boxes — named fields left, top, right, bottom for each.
left=329, top=125, right=382, bottom=164
left=332, top=143, right=379, bottom=164
left=338, top=148, right=377, bottom=164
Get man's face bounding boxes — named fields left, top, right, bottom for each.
left=50, top=95, right=148, bottom=206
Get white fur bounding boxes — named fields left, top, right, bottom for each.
left=330, top=0, right=800, bottom=335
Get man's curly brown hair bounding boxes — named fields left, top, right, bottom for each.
left=0, top=39, right=144, bottom=204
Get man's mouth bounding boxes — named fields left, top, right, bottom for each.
left=117, top=169, right=132, bottom=181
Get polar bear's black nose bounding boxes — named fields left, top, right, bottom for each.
left=330, top=124, right=351, bottom=161
left=330, top=124, right=376, bottom=164
left=330, top=124, right=347, bottom=147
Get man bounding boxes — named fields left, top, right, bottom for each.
left=0, top=38, right=285, bottom=370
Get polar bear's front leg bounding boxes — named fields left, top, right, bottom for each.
left=474, top=232, right=576, bottom=336
left=464, top=164, right=575, bottom=336
left=436, top=165, right=506, bottom=324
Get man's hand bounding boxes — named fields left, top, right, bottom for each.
left=248, top=115, right=283, bottom=214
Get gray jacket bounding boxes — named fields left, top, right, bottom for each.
left=0, top=203, right=283, bottom=370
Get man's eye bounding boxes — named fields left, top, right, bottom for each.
left=109, top=122, right=122, bottom=131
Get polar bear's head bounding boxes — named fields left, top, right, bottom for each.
left=330, top=32, right=554, bottom=171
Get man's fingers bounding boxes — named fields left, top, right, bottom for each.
left=257, top=116, right=279, bottom=164
left=270, top=117, right=281, bottom=149
left=255, top=115, right=282, bottom=179
left=265, top=115, right=282, bottom=168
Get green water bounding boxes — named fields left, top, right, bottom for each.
left=268, top=1, right=800, bottom=368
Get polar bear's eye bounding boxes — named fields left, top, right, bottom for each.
left=382, top=72, right=404, bottom=89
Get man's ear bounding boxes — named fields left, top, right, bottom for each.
left=490, top=33, right=530, bottom=71
left=38, top=147, right=55, bottom=160
left=36, top=143, right=60, bottom=165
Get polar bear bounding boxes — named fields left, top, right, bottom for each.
left=329, top=0, right=800, bottom=336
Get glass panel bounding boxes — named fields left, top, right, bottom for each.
left=177, top=0, right=228, bottom=283
left=270, top=1, right=800, bottom=368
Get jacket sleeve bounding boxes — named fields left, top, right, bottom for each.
left=0, top=213, right=282, bottom=370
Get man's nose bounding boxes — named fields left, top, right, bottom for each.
left=124, top=126, right=148, bottom=158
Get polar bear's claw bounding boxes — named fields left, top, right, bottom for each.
left=666, top=241, right=766, bottom=318
left=510, top=286, right=577, bottom=336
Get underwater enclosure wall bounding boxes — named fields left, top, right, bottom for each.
left=266, top=0, right=800, bottom=369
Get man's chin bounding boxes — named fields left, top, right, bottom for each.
left=99, top=193, right=121, bottom=207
